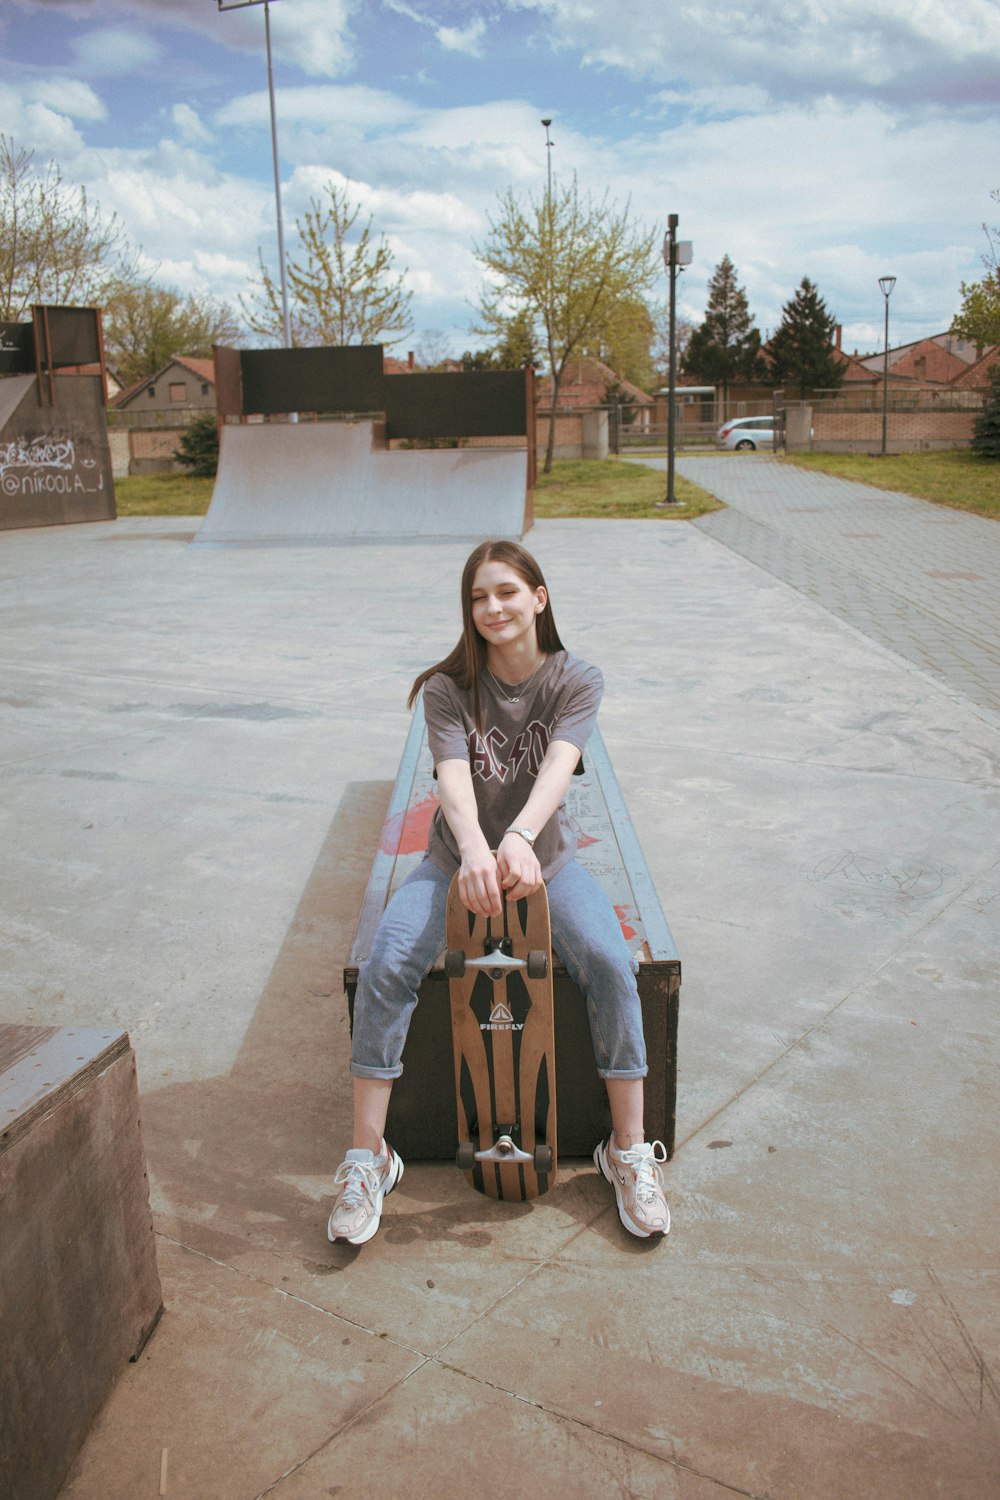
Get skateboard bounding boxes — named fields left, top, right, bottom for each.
left=445, top=867, right=557, bottom=1201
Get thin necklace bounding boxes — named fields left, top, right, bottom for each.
left=486, top=657, right=545, bottom=704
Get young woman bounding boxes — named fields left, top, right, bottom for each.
left=327, top=540, right=669, bottom=1245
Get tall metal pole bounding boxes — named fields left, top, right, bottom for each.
left=263, top=1, right=292, bottom=347
left=218, top=0, right=291, bottom=347
left=879, top=275, right=895, bottom=456
left=541, top=118, right=553, bottom=206
left=658, top=214, right=680, bottom=506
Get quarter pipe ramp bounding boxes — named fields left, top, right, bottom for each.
left=196, top=420, right=529, bottom=544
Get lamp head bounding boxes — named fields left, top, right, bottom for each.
left=878, top=276, right=896, bottom=300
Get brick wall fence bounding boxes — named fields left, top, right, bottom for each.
left=106, top=413, right=201, bottom=477
left=786, top=392, right=984, bottom=454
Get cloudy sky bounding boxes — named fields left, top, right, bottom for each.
left=3, top=0, right=999, bottom=361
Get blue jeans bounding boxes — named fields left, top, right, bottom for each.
left=351, top=857, right=648, bottom=1081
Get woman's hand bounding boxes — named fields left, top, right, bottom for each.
left=496, top=832, right=543, bottom=902
left=458, top=845, right=503, bottom=918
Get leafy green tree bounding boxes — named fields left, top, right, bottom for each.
left=583, top=296, right=656, bottom=391
left=475, top=175, right=659, bottom=471
left=243, top=182, right=413, bottom=348
left=950, top=270, right=1000, bottom=352
left=650, top=300, right=693, bottom=386
left=0, top=134, right=142, bottom=320
left=103, top=283, right=242, bottom=387
left=767, top=277, right=844, bottom=397
left=950, top=188, right=1000, bottom=352
left=971, top=365, right=1000, bottom=459
left=683, top=256, right=766, bottom=404
left=174, top=412, right=219, bottom=477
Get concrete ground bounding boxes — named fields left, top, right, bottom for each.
left=2, top=455, right=998, bottom=1500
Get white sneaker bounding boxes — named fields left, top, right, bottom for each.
left=594, top=1135, right=670, bottom=1239
left=327, top=1143, right=404, bottom=1245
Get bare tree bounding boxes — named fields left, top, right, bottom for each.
left=243, top=182, right=413, bottom=348
left=0, top=134, right=142, bottom=320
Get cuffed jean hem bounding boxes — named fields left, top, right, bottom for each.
left=350, top=1062, right=404, bottom=1081
left=596, top=1066, right=649, bottom=1081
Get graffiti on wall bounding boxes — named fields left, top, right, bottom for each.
left=0, top=432, right=105, bottom=499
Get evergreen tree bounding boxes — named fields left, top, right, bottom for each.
left=971, top=365, right=1000, bottom=459
left=683, top=255, right=765, bottom=404
left=174, top=412, right=219, bottom=478
left=767, top=277, right=844, bottom=397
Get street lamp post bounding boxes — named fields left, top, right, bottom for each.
left=541, top=118, right=554, bottom=206
left=656, top=215, right=692, bottom=507
left=218, top=0, right=292, bottom=349
left=878, top=275, right=896, bottom=456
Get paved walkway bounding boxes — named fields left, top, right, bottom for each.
left=674, top=455, right=1000, bottom=726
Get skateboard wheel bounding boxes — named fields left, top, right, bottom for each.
left=444, top=948, right=466, bottom=978
left=534, top=1145, right=554, bottom=1173
left=456, top=1142, right=477, bottom=1170
left=527, top=950, right=548, bottom=979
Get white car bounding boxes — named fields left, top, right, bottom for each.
left=716, top=415, right=776, bottom=451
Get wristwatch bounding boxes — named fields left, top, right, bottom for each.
left=505, top=824, right=536, bottom=847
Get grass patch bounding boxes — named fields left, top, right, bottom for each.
left=535, top=457, right=722, bottom=519
left=112, top=460, right=723, bottom=521
left=114, top=473, right=214, bottom=516
left=780, top=450, right=999, bottom=520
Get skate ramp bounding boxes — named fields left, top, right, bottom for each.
left=197, top=420, right=529, bottom=544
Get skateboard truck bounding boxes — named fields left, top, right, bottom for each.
left=445, top=948, right=548, bottom=980
left=457, top=1128, right=554, bottom=1173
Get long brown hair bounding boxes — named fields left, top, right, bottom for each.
left=407, top=540, right=565, bottom=729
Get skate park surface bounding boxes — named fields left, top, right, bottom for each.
left=2, top=455, right=998, bottom=1500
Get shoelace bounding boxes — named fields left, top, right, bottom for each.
left=333, top=1157, right=381, bottom=1210
left=616, top=1140, right=668, bottom=1202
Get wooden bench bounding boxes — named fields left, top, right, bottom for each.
left=0, top=1024, right=163, bottom=1500
left=345, top=700, right=681, bottom=1159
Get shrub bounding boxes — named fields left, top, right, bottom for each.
left=175, top=412, right=219, bottom=477
left=971, top=366, right=1000, bottom=459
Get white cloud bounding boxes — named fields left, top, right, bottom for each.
left=217, top=83, right=419, bottom=132
left=514, top=0, right=1000, bottom=113
left=0, top=87, right=88, bottom=159
left=384, top=2, right=488, bottom=56
left=172, top=103, right=213, bottom=147
left=69, top=24, right=162, bottom=74
left=26, top=78, right=107, bottom=121
left=436, top=19, right=487, bottom=56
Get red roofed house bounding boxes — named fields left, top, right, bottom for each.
left=113, top=355, right=216, bottom=416
left=109, top=355, right=217, bottom=476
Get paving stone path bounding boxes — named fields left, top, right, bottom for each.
left=675, top=454, right=1000, bottom=724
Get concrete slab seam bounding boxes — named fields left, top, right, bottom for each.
left=673, top=856, right=997, bottom=1156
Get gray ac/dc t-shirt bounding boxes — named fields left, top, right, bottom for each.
left=421, top=650, right=603, bottom=882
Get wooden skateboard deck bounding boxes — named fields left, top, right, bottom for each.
left=445, top=872, right=557, bottom=1201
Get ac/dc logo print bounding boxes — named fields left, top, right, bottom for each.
left=468, top=720, right=551, bottom=783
